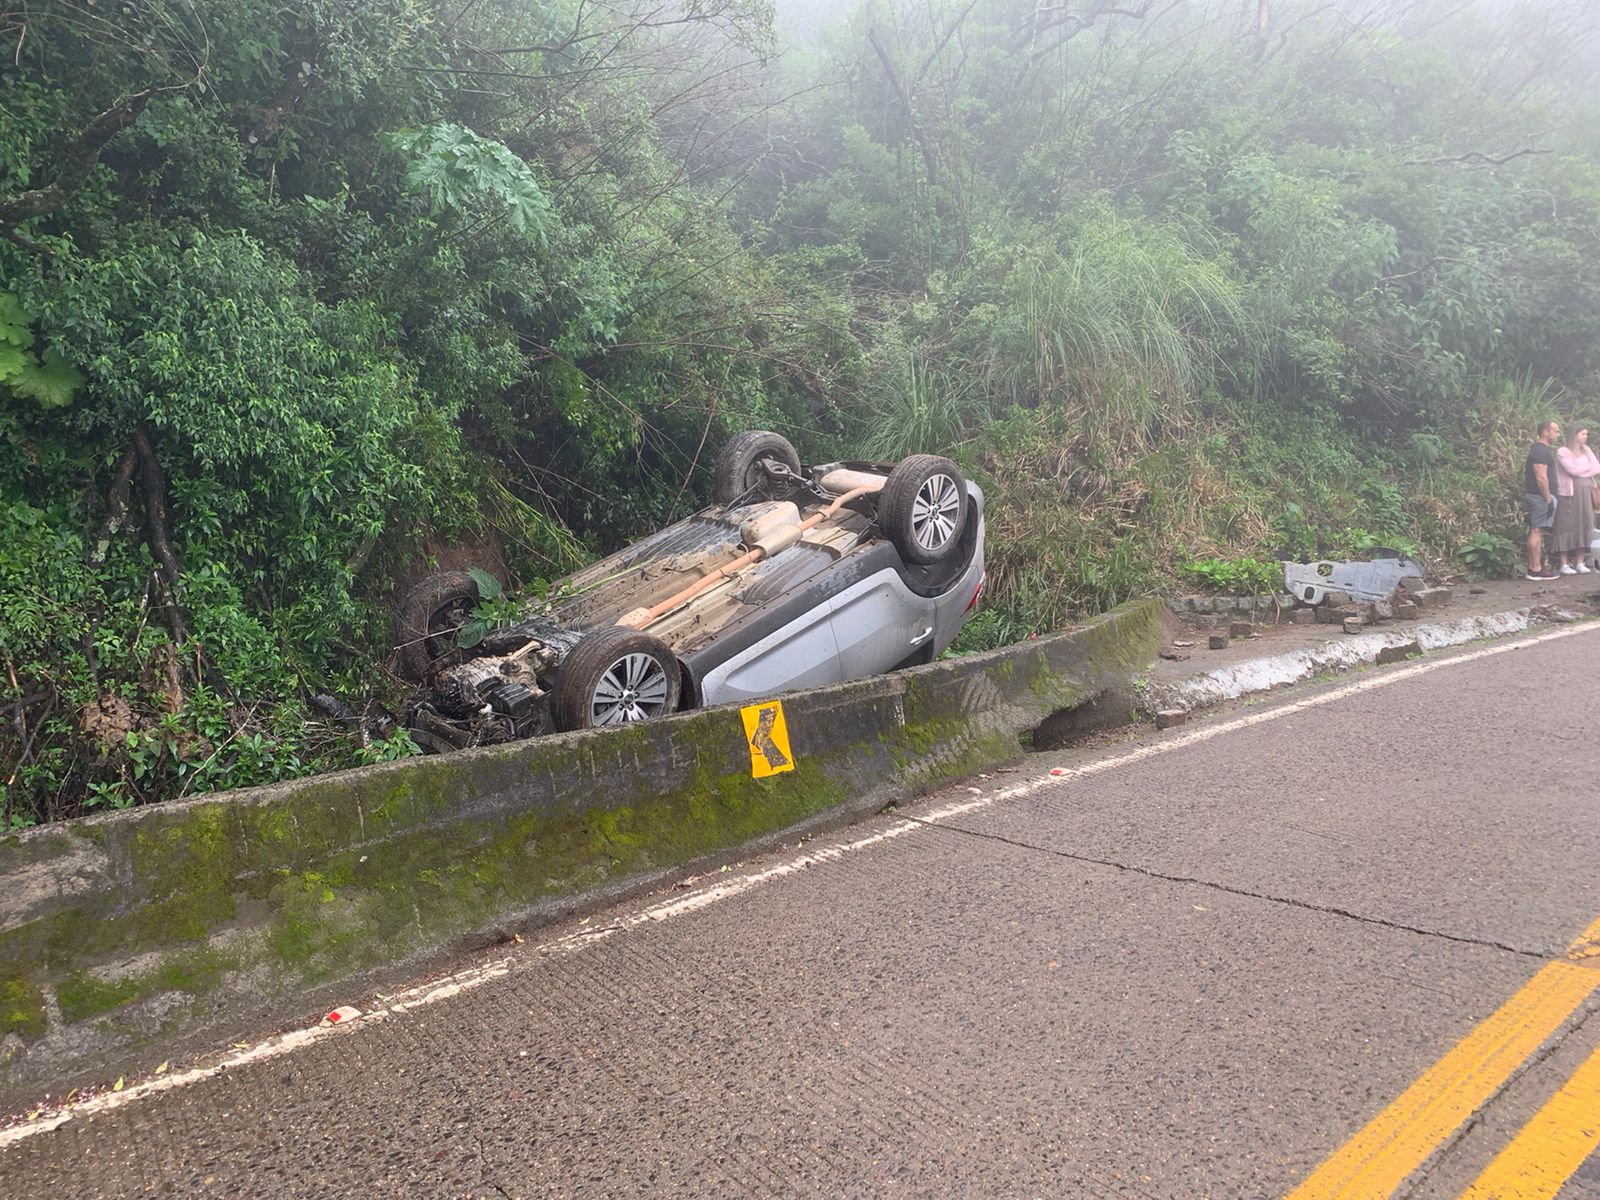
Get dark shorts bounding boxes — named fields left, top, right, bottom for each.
left=1525, top=493, right=1556, bottom=531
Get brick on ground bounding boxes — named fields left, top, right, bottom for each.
left=1375, top=640, right=1420, bottom=665
left=1410, top=586, right=1453, bottom=610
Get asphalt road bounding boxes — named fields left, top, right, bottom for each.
left=4, top=621, right=1600, bottom=1199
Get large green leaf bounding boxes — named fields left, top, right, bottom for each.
left=0, top=342, right=28, bottom=384
left=0, top=293, right=36, bottom=351
left=385, top=123, right=551, bottom=246
left=468, top=566, right=503, bottom=600
left=7, top=349, right=84, bottom=409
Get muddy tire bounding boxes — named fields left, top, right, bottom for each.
left=551, top=626, right=682, bottom=732
left=712, top=431, right=801, bottom=504
left=396, top=571, right=481, bottom=681
left=879, top=455, right=967, bottom=565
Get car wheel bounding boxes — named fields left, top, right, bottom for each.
left=551, top=626, right=683, bottom=732
left=879, top=454, right=968, bottom=564
left=712, top=430, right=801, bottom=503
left=396, top=571, right=482, bottom=680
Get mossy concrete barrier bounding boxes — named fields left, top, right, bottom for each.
left=0, top=598, right=1161, bottom=1102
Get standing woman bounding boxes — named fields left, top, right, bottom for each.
left=1553, top=425, right=1600, bottom=573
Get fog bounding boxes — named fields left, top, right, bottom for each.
left=767, top=0, right=1600, bottom=84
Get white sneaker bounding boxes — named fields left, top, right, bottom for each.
left=1560, top=564, right=1578, bottom=574
left=1579, top=562, right=1593, bottom=574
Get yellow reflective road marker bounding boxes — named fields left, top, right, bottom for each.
left=1286, top=918, right=1600, bottom=1200
left=741, top=700, right=794, bottom=778
left=1458, top=1042, right=1600, bottom=1199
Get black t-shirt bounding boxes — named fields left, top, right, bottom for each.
left=1524, top=442, right=1556, bottom=497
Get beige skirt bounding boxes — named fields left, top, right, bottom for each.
left=1552, top=485, right=1595, bottom=554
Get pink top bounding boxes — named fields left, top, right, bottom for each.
left=1555, top=446, right=1600, bottom=497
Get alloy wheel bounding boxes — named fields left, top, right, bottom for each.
left=590, top=652, right=673, bottom=725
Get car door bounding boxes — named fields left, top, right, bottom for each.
left=694, top=596, right=846, bottom=704
left=828, top=565, right=936, bottom=680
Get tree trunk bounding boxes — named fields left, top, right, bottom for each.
left=131, top=426, right=190, bottom=648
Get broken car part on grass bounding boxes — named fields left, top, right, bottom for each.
left=1282, top=552, right=1427, bottom=606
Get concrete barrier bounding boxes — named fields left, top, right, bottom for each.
left=0, top=598, right=1161, bottom=1102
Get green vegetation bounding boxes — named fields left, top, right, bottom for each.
left=1457, top=531, right=1524, bottom=581
left=3, top=0, right=1597, bottom=821
left=1176, top=557, right=1284, bottom=596
left=0, top=977, right=46, bottom=1037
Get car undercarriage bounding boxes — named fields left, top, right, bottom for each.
left=394, top=433, right=984, bottom=752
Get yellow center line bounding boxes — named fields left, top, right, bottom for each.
left=1457, top=1042, right=1600, bottom=1199
left=1285, top=918, right=1600, bottom=1200
left=1565, top=915, right=1600, bottom=966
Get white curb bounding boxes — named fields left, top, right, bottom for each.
left=1145, top=607, right=1547, bottom=713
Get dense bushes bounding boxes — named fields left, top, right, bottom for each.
left=0, top=0, right=794, bottom=822
left=2, top=0, right=1597, bottom=821
left=754, top=0, right=1600, bottom=628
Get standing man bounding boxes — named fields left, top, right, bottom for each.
left=1525, top=419, right=1562, bottom=581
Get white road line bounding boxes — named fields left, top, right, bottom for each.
left=2, top=618, right=1592, bottom=1147
left=990, top=617, right=1599, bottom=794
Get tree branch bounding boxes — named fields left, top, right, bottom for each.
left=1019, top=0, right=1155, bottom=52
left=0, top=87, right=158, bottom=230
left=243, top=57, right=318, bottom=147
left=867, top=23, right=940, bottom=188
left=87, top=447, right=138, bottom=566
left=1404, top=148, right=1551, bottom=167
left=913, top=0, right=983, bottom=89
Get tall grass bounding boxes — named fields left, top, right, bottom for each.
left=839, top=215, right=1562, bottom=646
left=838, top=206, right=1249, bottom=464
left=958, top=377, right=1560, bottom=643
left=1475, top=373, right=1568, bottom=454
left=970, top=208, right=1247, bottom=451
left=1415, top=372, right=1572, bottom=556
left=485, top=476, right=589, bottom=577
left=854, top=350, right=985, bottom=460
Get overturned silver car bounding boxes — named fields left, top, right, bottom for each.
left=396, top=432, right=986, bottom=752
